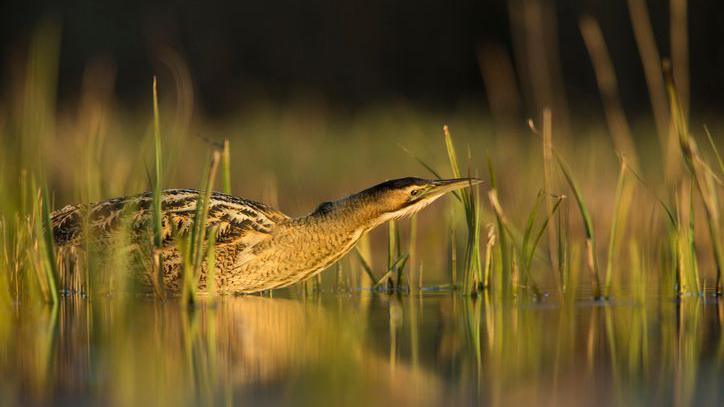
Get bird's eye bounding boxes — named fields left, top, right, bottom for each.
left=410, top=189, right=421, bottom=197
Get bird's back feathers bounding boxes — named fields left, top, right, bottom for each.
left=51, top=189, right=289, bottom=249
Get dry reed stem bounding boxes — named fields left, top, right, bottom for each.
left=579, top=16, right=639, bottom=169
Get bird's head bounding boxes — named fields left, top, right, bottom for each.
left=359, top=177, right=483, bottom=221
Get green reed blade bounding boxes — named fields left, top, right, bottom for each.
left=222, top=139, right=232, bottom=195
left=525, top=196, right=565, bottom=273
left=373, top=254, right=409, bottom=289
left=353, top=246, right=378, bottom=286
left=387, top=220, right=396, bottom=277
left=39, top=185, right=58, bottom=305
left=687, top=180, right=701, bottom=293
left=151, top=77, right=164, bottom=295
left=557, top=153, right=602, bottom=298
left=206, top=226, right=218, bottom=300
left=408, top=215, right=418, bottom=290
left=703, top=126, right=724, bottom=176
left=521, top=191, right=544, bottom=268
left=604, top=161, right=627, bottom=298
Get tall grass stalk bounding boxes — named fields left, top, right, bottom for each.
left=222, top=139, right=232, bottom=195
left=354, top=246, right=379, bottom=286
left=387, top=220, right=398, bottom=290
left=540, top=109, right=562, bottom=294
left=408, top=215, right=418, bottom=291
left=206, top=226, right=218, bottom=301
left=521, top=192, right=544, bottom=275
left=604, top=161, right=628, bottom=298
left=151, top=77, right=165, bottom=296
left=557, top=155, right=602, bottom=298
left=0, top=219, right=10, bottom=308
left=523, top=195, right=565, bottom=279
left=373, top=255, right=409, bottom=290
left=487, top=155, right=510, bottom=297
left=703, top=126, right=724, bottom=175
left=450, top=222, right=457, bottom=289
left=627, top=0, right=671, bottom=164
left=579, top=16, right=639, bottom=169
left=482, top=224, right=495, bottom=289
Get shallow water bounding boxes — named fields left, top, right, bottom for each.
left=1, top=292, right=722, bottom=406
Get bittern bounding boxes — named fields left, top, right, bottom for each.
left=52, top=177, right=481, bottom=294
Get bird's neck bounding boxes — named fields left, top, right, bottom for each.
left=241, top=196, right=387, bottom=291
left=275, top=197, right=385, bottom=276
left=298, top=195, right=385, bottom=234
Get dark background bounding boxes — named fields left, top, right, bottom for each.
left=2, top=0, right=723, bottom=117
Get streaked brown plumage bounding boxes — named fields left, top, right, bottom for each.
left=51, top=177, right=480, bottom=294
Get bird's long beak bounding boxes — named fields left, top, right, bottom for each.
left=428, top=178, right=484, bottom=197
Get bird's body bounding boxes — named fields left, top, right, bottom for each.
left=51, top=177, right=479, bottom=294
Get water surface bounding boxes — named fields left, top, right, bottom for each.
left=1, top=292, right=722, bottom=406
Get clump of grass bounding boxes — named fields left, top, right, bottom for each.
left=373, top=255, right=409, bottom=291
left=443, top=125, right=482, bottom=295
left=623, top=162, right=682, bottom=294
left=487, top=152, right=564, bottom=299
left=486, top=186, right=542, bottom=299
left=486, top=155, right=509, bottom=300
left=352, top=218, right=409, bottom=293
left=5, top=183, right=62, bottom=305
left=181, top=151, right=221, bottom=305
left=664, top=64, right=722, bottom=294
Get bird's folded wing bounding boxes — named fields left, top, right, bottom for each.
left=51, top=189, right=288, bottom=251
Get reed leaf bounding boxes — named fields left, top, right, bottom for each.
left=604, top=161, right=627, bottom=298
left=525, top=195, right=565, bottom=273
left=222, top=139, right=232, bottom=195
left=38, top=186, right=58, bottom=305
left=703, top=126, right=724, bottom=176
left=151, top=77, right=164, bottom=294
left=556, top=154, right=602, bottom=298
left=354, top=246, right=379, bottom=286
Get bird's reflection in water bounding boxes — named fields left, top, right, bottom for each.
left=203, top=297, right=441, bottom=405
left=20, top=296, right=442, bottom=406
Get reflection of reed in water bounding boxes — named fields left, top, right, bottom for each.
left=2, top=296, right=442, bottom=406
left=2, top=295, right=720, bottom=406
